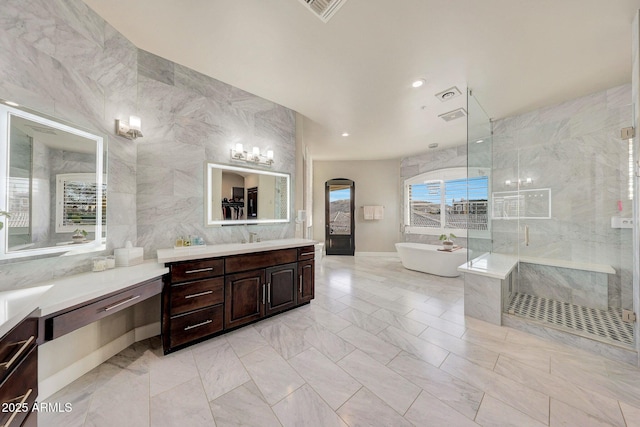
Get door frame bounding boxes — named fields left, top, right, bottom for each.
left=325, top=178, right=355, bottom=256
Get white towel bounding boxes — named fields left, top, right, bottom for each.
left=363, top=205, right=384, bottom=220
left=373, top=205, right=384, bottom=220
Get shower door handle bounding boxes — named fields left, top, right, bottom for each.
left=524, top=225, right=530, bottom=246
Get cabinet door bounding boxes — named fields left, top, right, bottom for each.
left=298, top=260, right=315, bottom=304
left=225, top=270, right=265, bottom=329
left=265, top=263, right=297, bottom=316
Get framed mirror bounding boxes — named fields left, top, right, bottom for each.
left=0, top=102, right=106, bottom=260
left=206, top=163, right=290, bottom=226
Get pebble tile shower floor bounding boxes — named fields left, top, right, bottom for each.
left=41, top=256, right=640, bottom=426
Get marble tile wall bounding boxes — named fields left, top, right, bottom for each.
left=492, top=84, right=634, bottom=309
left=135, top=51, right=296, bottom=258
left=0, top=0, right=296, bottom=289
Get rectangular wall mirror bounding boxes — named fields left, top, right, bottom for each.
left=0, top=102, right=106, bottom=260
left=206, top=163, right=290, bottom=226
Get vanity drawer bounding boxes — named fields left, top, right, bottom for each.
left=297, top=245, right=315, bottom=261
left=0, top=346, right=37, bottom=427
left=0, top=316, right=37, bottom=385
left=170, top=278, right=224, bottom=315
left=225, top=249, right=297, bottom=274
left=170, top=305, right=224, bottom=348
left=47, top=278, right=162, bottom=340
left=170, top=258, right=224, bottom=283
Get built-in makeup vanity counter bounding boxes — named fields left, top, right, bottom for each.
left=157, top=238, right=316, bottom=354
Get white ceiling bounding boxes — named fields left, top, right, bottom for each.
left=83, top=0, right=640, bottom=160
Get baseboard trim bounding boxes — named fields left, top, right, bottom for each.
left=354, top=251, right=399, bottom=257
left=39, top=322, right=161, bottom=401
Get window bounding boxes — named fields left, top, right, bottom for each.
left=55, top=173, right=106, bottom=233
left=404, top=167, right=489, bottom=236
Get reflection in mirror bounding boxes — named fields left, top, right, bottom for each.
left=0, top=103, right=106, bottom=260
left=206, top=163, right=290, bottom=226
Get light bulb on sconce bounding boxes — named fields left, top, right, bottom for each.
left=115, top=115, right=143, bottom=140
left=230, top=144, right=274, bottom=167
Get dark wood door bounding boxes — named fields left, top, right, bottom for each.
left=247, top=187, right=258, bottom=218
left=297, top=260, right=314, bottom=304
left=224, top=269, right=265, bottom=329
left=325, top=179, right=355, bottom=255
left=265, top=263, right=298, bottom=315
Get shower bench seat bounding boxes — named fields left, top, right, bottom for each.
left=458, top=253, right=615, bottom=324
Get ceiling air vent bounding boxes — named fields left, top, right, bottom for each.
left=438, top=108, right=467, bottom=122
left=298, top=0, right=349, bottom=23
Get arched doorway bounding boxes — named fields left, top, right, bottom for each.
left=325, top=178, right=355, bottom=255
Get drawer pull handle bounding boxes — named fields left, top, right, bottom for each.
left=184, top=320, right=212, bottom=331
left=2, top=388, right=32, bottom=427
left=185, top=267, right=214, bottom=274
left=299, top=275, right=302, bottom=293
left=185, top=290, right=214, bottom=299
left=0, top=336, right=34, bottom=370
left=300, top=252, right=315, bottom=257
left=267, top=283, right=271, bottom=304
left=262, top=284, right=265, bottom=305
left=104, top=295, right=141, bottom=312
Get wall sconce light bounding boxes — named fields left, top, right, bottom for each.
left=230, top=144, right=274, bottom=166
left=505, top=178, right=532, bottom=187
left=115, top=116, right=143, bottom=140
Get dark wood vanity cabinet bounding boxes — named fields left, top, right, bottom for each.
left=163, top=245, right=315, bottom=353
left=0, top=312, right=39, bottom=427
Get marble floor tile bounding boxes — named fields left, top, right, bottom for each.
left=377, top=325, right=449, bottom=367
left=337, top=325, right=401, bottom=364
left=387, top=352, right=483, bottom=420
left=192, top=338, right=251, bottom=402
left=272, top=384, right=348, bottom=427
left=150, top=377, right=214, bottom=427
left=224, top=325, right=269, bottom=357
left=210, top=381, right=281, bottom=427
left=43, top=256, right=640, bottom=427
left=550, top=398, right=615, bottom=427
left=475, top=394, right=546, bottom=427
left=337, top=349, right=421, bottom=414
left=419, top=326, right=500, bottom=370
left=303, top=304, right=352, bottom=333
left=336, top=295, right=379, bottom=314
left=336, top=307, right=389, bottom=334
left=404, top=390, right=479, bottom=427
left=241, top=346, right=305, bottom=405
left=405, top=308, right=467, bottom=337
left=149, top=347, right=199, bottom=397
left=441, top=353, right=550, bottom=425
left=370, top=307, right=428, bottom=336
left=288, top=347, right=361, bottom=410
left=337, top=387, right=413, bottom=427
left=258, top=321, right=311, bottom=360
left=494, top=354, right=625, bottom=426
left=303, top=323, right=356, bottom=362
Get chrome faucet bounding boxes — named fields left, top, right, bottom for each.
left=249, top=232, right=258, bottom=243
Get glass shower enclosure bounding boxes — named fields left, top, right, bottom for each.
left=467, top=87, right=636, bottom=349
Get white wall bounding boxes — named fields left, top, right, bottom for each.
left=313, top=160, right=400, bottom=253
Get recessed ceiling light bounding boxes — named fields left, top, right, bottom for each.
left=5, top=101, right=19, bottom=107
left=411, top=79, right=425, bottom=88
left=476, top=139, right=484, bottom=144
left=342, top=132, right=349, bottom=137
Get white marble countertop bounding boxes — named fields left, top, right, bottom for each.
left=37, top=260, right=168, bottom=317
left=0, top=285, right=53, bottom=337
left=157, top=238, right=317, bottom=264
left=457, top=252, right=518, bottom=280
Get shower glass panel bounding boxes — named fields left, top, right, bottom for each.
left=497, top=89, right=635, bottom=348
left=466, top=90, right=492, bottom=259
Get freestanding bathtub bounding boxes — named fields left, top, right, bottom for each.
left=395, top=242, right=469, bottom=277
